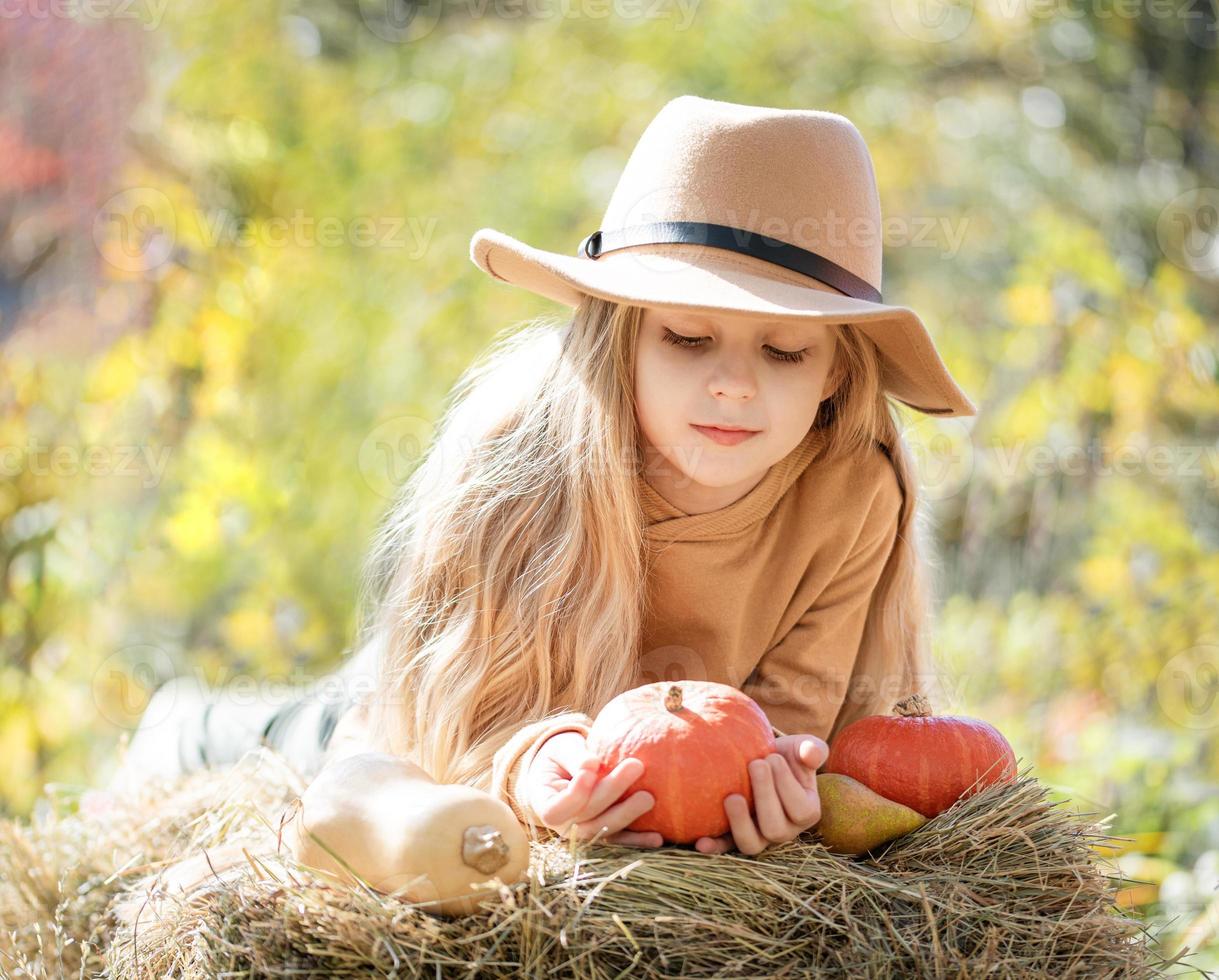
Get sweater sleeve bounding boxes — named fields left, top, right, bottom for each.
left=489, top=711, right=596, bottom=828
left=740, top=472, right=903, bottom=746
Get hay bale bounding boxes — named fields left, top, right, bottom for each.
left=0, top=748, right=306, bottom=979
left=0, top=748, right=1184, bottom=978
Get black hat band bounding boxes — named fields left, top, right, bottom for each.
left=576, top=221, right=882, bottom=305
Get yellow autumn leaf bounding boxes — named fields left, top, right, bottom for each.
left=84, top=337, right=143, bottom=402
left=1078, top=553, right=1129, bottom=598
left=0, top=706, right=38, bottom=812
left=198, top=310, right=248, bottom=379
left=164, top=489, right=222, bottom=558
left=1003, top=282, right=1053, bottom=329
left=222, top=605, right=277, bottom=654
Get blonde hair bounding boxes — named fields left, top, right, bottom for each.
left=814, top=317, right=942, bottom=742
left=358, top=295, right=936, bottom=788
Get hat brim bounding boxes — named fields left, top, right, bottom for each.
left=470, top=227, right=977, bottom=418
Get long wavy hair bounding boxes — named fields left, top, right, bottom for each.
left=357, top=295, right=940, bottom=790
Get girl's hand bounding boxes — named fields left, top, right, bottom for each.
left=694, top=734, right=828, bottom=856
left=520, top=731, right=664, bottom=848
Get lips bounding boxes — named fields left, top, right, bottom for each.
left=691, top=423, right=761, bottom=446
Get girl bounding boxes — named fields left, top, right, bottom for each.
left=108, top=95, right=976, bottom=858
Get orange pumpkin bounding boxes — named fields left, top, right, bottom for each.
left=823, top=693, right=1017, bottom=818
left=587, top=680, right=776, bottom=844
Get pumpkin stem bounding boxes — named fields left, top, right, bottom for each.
left=664, top=685, right=684, bottom=713
left=893, top=693, right=932, bottom=718
left=461, top=825, right=510, bottom=875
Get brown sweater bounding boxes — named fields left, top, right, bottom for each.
left=488, top=423, right=914, bottom=829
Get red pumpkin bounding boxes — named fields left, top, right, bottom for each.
left=823, top=693, right=1017, bottom=818
left=586, top=680, right=776, bottom=844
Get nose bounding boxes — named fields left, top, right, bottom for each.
left=706, top=353, right=757, bottom=400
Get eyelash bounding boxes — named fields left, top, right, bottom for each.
left=660, top=327, right=807, bottom=364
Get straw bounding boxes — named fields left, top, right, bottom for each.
left=0, top=749, right=1186, bottom=978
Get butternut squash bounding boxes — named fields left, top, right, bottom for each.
left=280, top=751, right=529, bottom=916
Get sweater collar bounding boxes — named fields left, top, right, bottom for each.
left=637, top=425, right=829, bottom=541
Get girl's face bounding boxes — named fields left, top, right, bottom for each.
left=634, top=305, right=841, bottom=516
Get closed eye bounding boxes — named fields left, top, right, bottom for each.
left=661, top=327, right=807, bottom=364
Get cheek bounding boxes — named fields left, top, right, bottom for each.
left=635, top=348, right=683, bottom=415
left=776, top=363, right=831, bottom=418
left=809, top=362, right=833, bottom=396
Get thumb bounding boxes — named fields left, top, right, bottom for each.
left=796, top=736, right=829, bottom=774
left=572, top=751, right=604, bottom=779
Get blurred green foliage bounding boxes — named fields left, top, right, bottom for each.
left=1, top=0, right=1216, bottom=966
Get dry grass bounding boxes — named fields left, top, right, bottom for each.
left=0, top=748, right=1186, bottom=978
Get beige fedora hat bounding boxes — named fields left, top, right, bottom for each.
left=469, top=94, right=976, bottom=417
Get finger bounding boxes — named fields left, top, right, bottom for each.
left=778, top=737, right=823, bottom=788
left=570, top=751, right=604, bottom=778
left=541, top=758, right=642, bottom=828
left=532, top=764, right=600, bottom=825
left=694, top=834, right=733, bottom=854
left=768, top=753, right=820, bottom=827
left=786, top=746, right=815, bottom=790
left=579, top=758, right=647, bottom=819
left=603, top=829, right=664, bottom=848
left=568, top=788, right=655, bottom=842
left=749, top=757, right=796, bottom=843
left=724, top=792, right=767, bottom=855
left=800, top=737, right=829, bottom=773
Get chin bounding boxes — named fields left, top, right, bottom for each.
left=676, top=456, right=756, bottom=488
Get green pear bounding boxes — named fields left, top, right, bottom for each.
left=814, top=773, right=929, bottom=855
